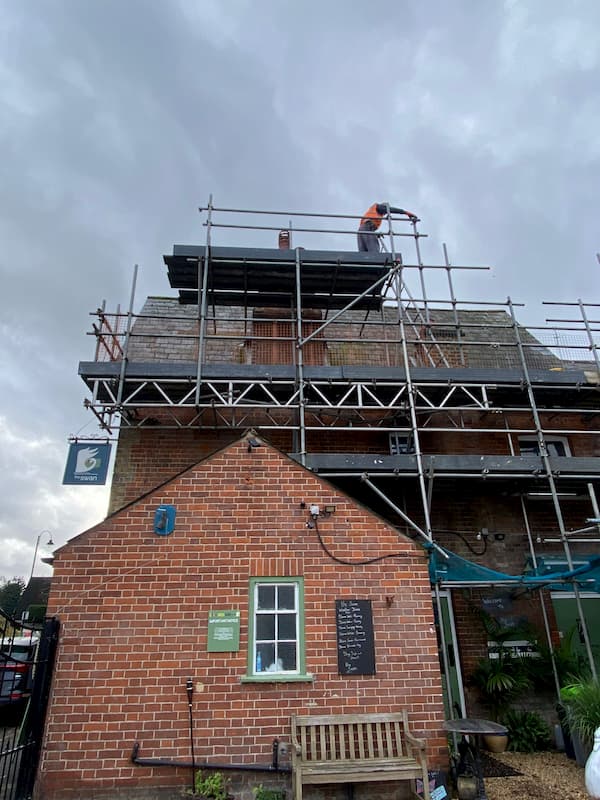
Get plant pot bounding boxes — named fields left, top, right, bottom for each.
left=456, top=774, right=478, bottom=800
left=573, top=731, right=592, bottom=767
left=483, top=733, right=508, bottom=753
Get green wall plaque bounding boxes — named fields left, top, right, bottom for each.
left=207, top=610, right=240, bottom=652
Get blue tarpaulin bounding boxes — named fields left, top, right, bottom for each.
left=428, top=547, right=600, bottom=591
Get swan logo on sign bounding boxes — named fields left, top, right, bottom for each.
left=63, top=443, right=111, bottom=485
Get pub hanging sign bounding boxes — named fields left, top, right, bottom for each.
left=63, top=442, right=112, bottom=485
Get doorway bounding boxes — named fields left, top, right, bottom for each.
left=433, top=590, right=466, bottom=718
left=551, top=592, right=600, bottom=673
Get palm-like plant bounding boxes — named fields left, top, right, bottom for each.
left=562, top=678, right=600, bottom=746
left=470, top=652, right=531, bottom=721
left=468, top=607, right=533, bottom=721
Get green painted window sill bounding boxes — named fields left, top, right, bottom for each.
left=241, top=673, right=314, bottom=684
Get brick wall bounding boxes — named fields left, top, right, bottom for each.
left=108, top=414, right=589, bottom=515
left=40, top=437, right=447, bottom=800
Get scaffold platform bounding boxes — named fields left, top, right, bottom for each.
left=164, top=245, right=395, bottom=309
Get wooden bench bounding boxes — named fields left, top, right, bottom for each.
left=291, top=711, right=431, bottom=800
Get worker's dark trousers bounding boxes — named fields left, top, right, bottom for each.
left=357, top=222, right=380, bottom=252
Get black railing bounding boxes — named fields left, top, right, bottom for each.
left=0, top=610, right=59, bottom=800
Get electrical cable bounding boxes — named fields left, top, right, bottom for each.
left=311, top=515, right=409, bottom=566
left=435, top=529, right=488, bottom=557
left=311, top=514, right=488, bottom=563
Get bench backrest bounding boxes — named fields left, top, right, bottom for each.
left=291, top=712, right=411, bottom=763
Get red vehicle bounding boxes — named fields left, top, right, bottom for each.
left=0, top=632, right=39, bottom=709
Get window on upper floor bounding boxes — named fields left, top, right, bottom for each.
left=247, top=577, right=308, bottom=680
left=518, top=436, right=571, bottom=457
left=389, top=433, right=414, bottom=455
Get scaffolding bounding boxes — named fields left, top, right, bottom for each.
left=79, top=199, right=600, bottom=687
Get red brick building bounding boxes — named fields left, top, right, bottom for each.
left=40, top=436, right=447, bottom=799
left=38, top=206, right=600, bottom=798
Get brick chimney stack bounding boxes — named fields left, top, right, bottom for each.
left=278, top=229, right=291, bottom=249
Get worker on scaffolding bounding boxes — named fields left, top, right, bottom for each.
left=357, top=202, right=418, bottom=253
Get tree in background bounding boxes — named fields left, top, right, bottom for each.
left=0, top=577, right=26, bottom=617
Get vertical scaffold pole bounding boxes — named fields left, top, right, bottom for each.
left=519, top=496, right=561, bottom=699
left=508, top=296, right=597, bottom=680
left=412, top=216, right=429, bottom=325
left=443, top=243, right=466, bottom=367
left=393, top=267, right=433, bottom=541
left=578, top=298, right=600, bottom=373
left=116, top=264, right=138, bottom=409
left=195, top=195, right=213, bottom=407
left=295, top=247, right=306, bottom=466
left=588, top=483, right=600, bottom=534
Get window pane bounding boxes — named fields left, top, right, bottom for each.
left=277, top=613, right=296, bottom=639
left=256, top=615, right=276, bottom=640
left=548, top=441, right=567, bottom=457
left=257, top=585, right=275, bottom=610
left=278, top=642, right=297, bottom=671
left=519, top=441, right=539, bottom=455
left=264, top=653, right=283, bottom=672
left=277, top=585, right=295, bottom=610
left=256, top=643, right=275, bottom=673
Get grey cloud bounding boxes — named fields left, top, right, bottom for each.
left=0, top=0, right=598, bottom=579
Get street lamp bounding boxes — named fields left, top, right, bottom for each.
left=29, top=530, right=54, bottom=583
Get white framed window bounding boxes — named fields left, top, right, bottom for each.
left=389, top=433, right=414, bottom=455
left=246, top=577, right=309, bottom=680
left=518, top=436, right=571, bottom=457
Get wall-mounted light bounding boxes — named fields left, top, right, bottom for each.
left=308, top=504, right=336, bottom=518
left=154, top=505, right=176, bottom=536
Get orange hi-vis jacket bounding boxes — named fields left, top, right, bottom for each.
left=359, top=203, right=385, bottom=230
left=359, top=203, right=409, bottom=230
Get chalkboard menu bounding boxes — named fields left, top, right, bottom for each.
left=335, top=599, right=376, bottom=675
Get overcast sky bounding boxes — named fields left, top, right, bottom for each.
left=1, top=0, right=599, bottom=583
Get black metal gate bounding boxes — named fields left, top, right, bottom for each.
left=0, top=610, right=60, bottom=800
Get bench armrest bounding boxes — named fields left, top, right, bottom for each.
left=405, top=731, right=427, bottom=752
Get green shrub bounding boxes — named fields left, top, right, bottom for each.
left=502, top=709, right=551, bottom=753
left=253, top=785, right=285, bottom=800
left=194, top=771, right=230, bottom=799
left=527, top=625, right=588, bottom=690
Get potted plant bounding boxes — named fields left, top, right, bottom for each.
left=469, top=654, right=530, bottom=751
left=561, top=678, right=600, bottom=766
left=468, top=611, right=532, bottom=751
